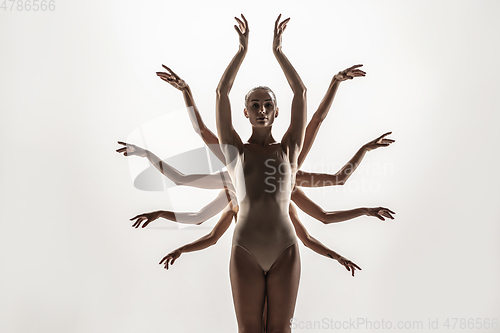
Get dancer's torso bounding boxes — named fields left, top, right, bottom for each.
left=225, top=142, right=297, bottom=272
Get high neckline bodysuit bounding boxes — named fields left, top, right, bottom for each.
left=226, top=143, right=297, bottom=274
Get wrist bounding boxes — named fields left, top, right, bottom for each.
left=238, top=44, right=248, bottom=53
left=361, top=207, right=369, bottom=216
left=332, top=75, right=341, bottom=84
left=328, top=253, right=340, bottom=260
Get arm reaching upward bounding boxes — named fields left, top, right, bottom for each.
left=274, top=15, right=307, bottom=156
left=291, top=187, right=395, bottom=224
left=215, top=15, right=247, bottom=150
left=297, top=65, right=366, bottom=168
left=289, top=203, right=361, bottom=277
left=159, top=203, right=237, bottom=270
left=156, top=65, right=226, bottom=164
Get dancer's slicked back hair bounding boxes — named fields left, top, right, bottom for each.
left=244, top=86, right=277, bottom=108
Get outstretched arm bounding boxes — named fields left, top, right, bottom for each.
left=289, top=203, right=361, bottom=276
left=156, top=66, right=226, bottom=165
left=215, top=15, right=247, bottom=150
left=291, top=187, right=395, bottom=224
left=296, top=132, right=395, bottom=187
left=116, top=141, right=229, bottom=189
left=274, top=15, right=307, bottom=156
left=297, top=65, right=366, bottom=168
left=129, top=188, right=235, bottom=227
left=159, top=203, right=237, bottom=270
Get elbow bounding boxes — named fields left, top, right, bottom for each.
left=293, top=87, right=307, bottom=96
left=207, top=233, right=218, bottom=246
left=299, top=235, right=311, bottom=248
left=215, top=88, right=229, bottom=97
left=171, top=178, right=184, bottom=186
left=334, top=173, right=346, bottom=186
left=319, top=211, right=329, bottom=224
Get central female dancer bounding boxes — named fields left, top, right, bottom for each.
left=216, top=14, right=306, bottom=333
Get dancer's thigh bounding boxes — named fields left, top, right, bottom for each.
left=265, top=244, right=301, bottom=333
left=230, top=244, right=266, bottom=333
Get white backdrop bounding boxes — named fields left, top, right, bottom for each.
left=1, top=1, right=499, bottom=332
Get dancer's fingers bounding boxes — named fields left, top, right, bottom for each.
left=352, top=262, right=362, bottom=271
left=161, top=65, right=180, bottom=79
left=241, top=14, right=248, bottom=28
left=275, top=14, right=282, bottom=31
left=234, top=25, right=243, bottom=36
left=378, top=132, right=393, bottom=140
left=349, top=64, right=363, bottom=70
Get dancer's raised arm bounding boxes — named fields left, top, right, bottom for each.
left=296, top=132, right=395, bottom=187
left=216, top=14, right=247, bottom=150
left=156, top=66, right=226, bottom=164
left=291, top=187, right=395, bottom=224
left=159, top=203, right=237, bottom=270
left=289, top=203, right=361, bottom=276
left=274, top=15, right=307, bottom=156
left=298, top=65, right=366, bottom=167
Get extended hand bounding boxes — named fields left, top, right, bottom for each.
left=273, top=14, right=290, bottom=53
left=334, top=64, right=366, bottom=81
left=156, top=65, right=188, bottom=91
left=129, top=211, right=162, bottom=228
left=338, top=255, right=362, bottom=277
left=116, top=141, right=148, bottom=157
left=234, top=14, right=249, bottom=49
left=365, top=207, right=396, bottom=221
left=363, top=132, right=395, bottom=151
left=159, top=249, right=182, bottom=270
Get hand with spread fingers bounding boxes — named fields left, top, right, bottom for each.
left=159, top=249, right=183, bottom=270
left=363, top=132, right=395, bottom=151
left=156, top=65, right=188, bottom=91
left=334, top=64, right=366, bottom=82
left=115, top=141, right=148, bottom=157
left=129, top=211, right=162, bottom=228
left=365, top=207, right=396, bottom=221
left=273, top=14, right=290, bottom=53
left=234, top=14, right=249, bottom=49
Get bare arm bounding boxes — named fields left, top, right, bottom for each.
left=274, top=15, right=307, bottom=155
left=297, top=65, right=366, bottom=168
left=116, top=141, right=228, bottom=189
left=159, top=203, right=237, bottom=270
left=291, top=187, right=395, bottom=224
left=156, top=66, right=226, bottom=164
left=295, top=132, right=395, bottom=187
left=289, top=203, right=361, bottom=276
left=215, top=15, right=247, bottom=150
left=129, top=188, right=235, bottom=227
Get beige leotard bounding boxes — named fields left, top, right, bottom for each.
left=226, top=143, right=297, bottom=273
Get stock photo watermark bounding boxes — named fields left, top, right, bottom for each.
left=290, top=317, right=499, bottom=330
left=1, top=0, right=55, bottom=11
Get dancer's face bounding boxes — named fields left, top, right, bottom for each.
left=244, top=89, right=278, bottom=127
